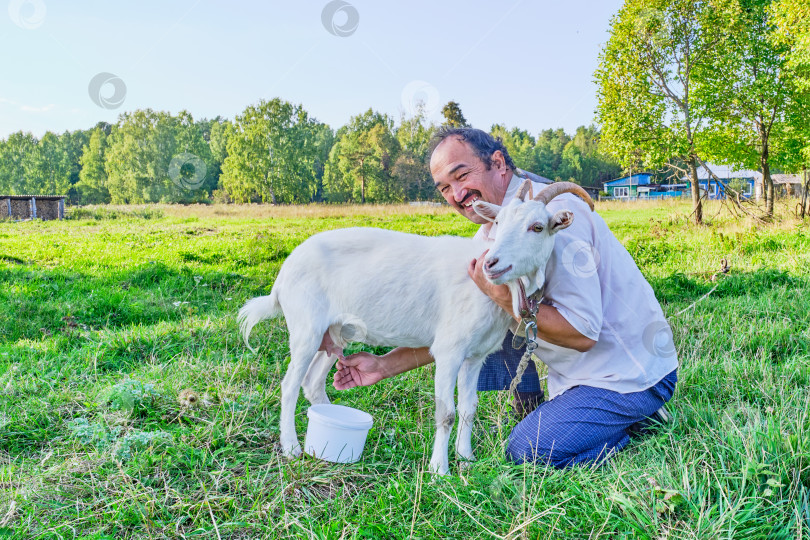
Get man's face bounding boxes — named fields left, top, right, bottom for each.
left=430, top=137, right=511, bottom=225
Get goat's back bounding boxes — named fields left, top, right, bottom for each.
left=272, top=228, right=504, bottom=350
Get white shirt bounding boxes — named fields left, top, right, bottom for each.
left=475, top=174, right=679, bottom=398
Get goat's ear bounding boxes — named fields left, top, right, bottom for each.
left=516, top=179, right=533, bottom=201
left=472, top=200, right=501, bottom=223
left=549, top=210, right=574, bottom=232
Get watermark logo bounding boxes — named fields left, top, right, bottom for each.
left=337, top=313, right=368, bottom=344
left=168, top=152, right=207, bottom=190
left=88, top=72, right=127, bottom=110
left=634, top=7, right=668, bottom=45
left=8, top=0, right=46, bottom=29
left=642, top=321, right=676, bottom=359
left=560, top=240, right=600, bottom=278
left=401, top=80, right=441, bottom=118
left=321, top=0, right=359, bottom=37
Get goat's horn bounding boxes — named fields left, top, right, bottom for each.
left=515, top=178, right=533, bottom=201
left=533, top=182, right=595, bottom=211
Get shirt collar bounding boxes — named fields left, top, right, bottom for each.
left=501, top=170, right=526, bottom=203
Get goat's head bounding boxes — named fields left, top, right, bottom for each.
left=472, top=180, right=595, bottom=286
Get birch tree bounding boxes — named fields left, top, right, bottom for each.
left=596, top=0, right=727, bottom=224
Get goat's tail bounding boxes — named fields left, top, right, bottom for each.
left=237, top=289, right=282, bottom=353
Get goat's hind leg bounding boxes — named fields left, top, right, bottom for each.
left=455, top=358, right=484, bottom=464
left=279, top=330, right=322, bottom=458
left=301, top=350, right=336, bottom=405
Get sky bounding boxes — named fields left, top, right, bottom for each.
left=0, top=0, right=625, bottom=139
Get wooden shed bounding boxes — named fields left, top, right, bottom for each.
left=0, top=195, right=66, bottom=221
left=768, top=174, right=804, bottom=198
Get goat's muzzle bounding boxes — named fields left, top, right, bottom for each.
left=484, top=260, right=513, bottom=281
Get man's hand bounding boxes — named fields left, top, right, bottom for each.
left=333, top=347, right=434, bottom=390
left=468, top=249, right=515, bottom=317
left=333, top=352, right=388, bottom=390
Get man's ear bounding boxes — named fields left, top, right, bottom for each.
left=549, top=210, right=574, bottom=232
left=472, top=200, right=501, bottom=223
left=490, top=150, right=505, bottom=170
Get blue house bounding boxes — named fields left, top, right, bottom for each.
left=603, top=173, right=686, bottom=200
left=603, top=173, right=654, bottom=199
left=682, top=163, right=760, bottom=200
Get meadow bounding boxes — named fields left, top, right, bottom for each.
left=0, top=199, right=808, bottom=539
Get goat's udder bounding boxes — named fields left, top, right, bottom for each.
left=319, top=330, right=345, bottom=359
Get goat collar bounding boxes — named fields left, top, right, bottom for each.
left=516, top=278, right=541, bottom=323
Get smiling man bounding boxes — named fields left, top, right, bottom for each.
left=333, top=127, right=678, bottom=468
left=431, top=132, right=514, bottom=224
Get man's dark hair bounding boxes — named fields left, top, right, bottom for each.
left=429, top=126, right=517, bottom=171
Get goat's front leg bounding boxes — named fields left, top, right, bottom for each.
left=429, top=356, right=463, bottom=475
left=455, top=358, right=484, bottom=463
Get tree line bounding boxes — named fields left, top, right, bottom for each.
left=0, top=100, right=621, bottom=206
left=595, top=0, right=810, bottom=222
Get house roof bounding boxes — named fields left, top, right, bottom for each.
left=0, top=195, right=66, bottom=200
left=604, top=173, right=654, bottom=187
left=682, top=163, right=761, bottom=182
left=771, top=173, right=804, bottom=185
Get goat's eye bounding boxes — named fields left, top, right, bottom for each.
left=530, top=223, right=544, bottom=233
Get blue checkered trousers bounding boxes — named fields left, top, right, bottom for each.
left=477, top=331, right=677, bottom=468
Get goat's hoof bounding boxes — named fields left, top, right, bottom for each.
left=429, top=462, right=450, bottom=476
left=456, top=447, right=475, bottom=461
left=457, top=458, right=475, bottom=471
left=281, top=442, right=302, bottom=459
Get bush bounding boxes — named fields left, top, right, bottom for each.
left=67, top=207, right=164, bottom=220
left=103, top=379, right=161, bottom=415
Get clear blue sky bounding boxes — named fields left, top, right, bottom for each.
left=0, top=0, right=624, bottom=139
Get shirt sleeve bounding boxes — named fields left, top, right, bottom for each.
left=540, top=196, right=603, bottom=342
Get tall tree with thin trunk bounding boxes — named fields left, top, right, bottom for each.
left=698, top=0, right=797, bottom=218
left=771, top=0, right=810, bottom=164
left=441, top=101, right=468, bottom=128
left=595, top=0, right=726, bottom=224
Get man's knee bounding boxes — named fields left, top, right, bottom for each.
left=505, top=431, right=575, bottom=468
left=505, top=419, right=631, bottom=468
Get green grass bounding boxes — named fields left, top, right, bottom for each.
left=0, top=201, right=808, bottom=538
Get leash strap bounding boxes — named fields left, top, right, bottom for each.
left=509, top=280, right=547, bottom=392
left=508, top=321, right=548, bottom=395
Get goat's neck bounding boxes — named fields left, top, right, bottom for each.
left=505, top=272, right=543, bottom=321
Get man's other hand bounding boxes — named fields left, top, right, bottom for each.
left=468, top=249, right=514, bottom=317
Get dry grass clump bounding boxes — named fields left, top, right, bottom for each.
left=124, top=202, right=454, bottom=220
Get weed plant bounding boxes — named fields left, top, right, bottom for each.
left=0, top=201, right=808, bottom=538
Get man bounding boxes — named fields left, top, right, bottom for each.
left=332, top=127, right=678, bottom=467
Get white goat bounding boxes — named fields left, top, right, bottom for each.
left=238, top=180, right=594, bottom=474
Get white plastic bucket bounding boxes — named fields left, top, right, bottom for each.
left=304, top=404, right=374, bottom=463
